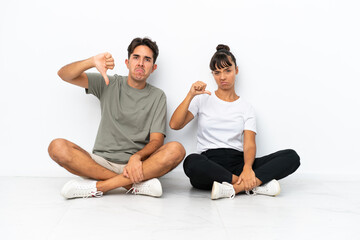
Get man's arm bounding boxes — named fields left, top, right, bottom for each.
left=57, top=53, right=114, bottom=88
left=135, top=132, right=164, bottom=160
left=123, top=132, right=164, bottom=183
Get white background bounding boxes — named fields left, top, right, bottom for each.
left=0, top=0, right=359, bottom=177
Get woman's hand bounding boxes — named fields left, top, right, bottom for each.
left=188, top=81, right=211, bottom=97
left=170, top=81, right=207, bottom=130
left=236, top=166, right=257, bottom=191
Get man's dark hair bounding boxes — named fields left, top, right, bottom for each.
left=209, top=44, right=237, bottom=71
left=127, top=37, right=159, bottom=63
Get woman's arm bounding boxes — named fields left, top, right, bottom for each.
left=169, top=81, right=210, bottom=130
left=237, top=130, right=257, bottom=190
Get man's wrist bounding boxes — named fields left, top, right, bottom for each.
left=132, top=153, right=143, bottom=161
left=89, top=56, right=96, bottom=68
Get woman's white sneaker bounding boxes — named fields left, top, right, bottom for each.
left=251, top=179, right=281, bottom=196
left=61, top=179, right=103, bottom=199
left=211, top=181, right=235, bottom=200
left=127, top=178, right=162, bottom=197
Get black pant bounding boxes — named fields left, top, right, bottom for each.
left=183, top=148, right=300, bottom=190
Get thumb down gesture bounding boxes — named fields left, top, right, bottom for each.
left=93, top=52, right=115, bottom=85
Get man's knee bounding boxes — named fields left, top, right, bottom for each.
left=166, top=141, right=186, bottom=158
left=161, top=141, right=186, bottom=166
left=48, top=138, right=70, bottom=164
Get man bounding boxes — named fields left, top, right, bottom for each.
left=48, top=37, right=185, bottom=199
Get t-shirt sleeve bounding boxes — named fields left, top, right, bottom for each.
left=244, top=105, right=257, bottom=134
left=188, top=95, right=200, bottom=117
left=150, top=92, right=167, bottom=136
left=85, top=73, right=107, bottom=99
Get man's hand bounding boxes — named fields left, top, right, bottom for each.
left=93, top=52, right=115, bottom=85
left=236, top=166, right=257, bottom=191
left=189, top=81, right=211, bottom=97
left=123, top=154, right=144, bottom=183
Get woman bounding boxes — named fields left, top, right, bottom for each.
left=170, top=44, right=300, bottom=200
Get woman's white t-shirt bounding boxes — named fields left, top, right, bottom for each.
left=188, top=93, right=257, bottom=153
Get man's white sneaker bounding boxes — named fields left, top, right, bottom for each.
left=127, top=178, right=162, bottom=197
left=211, top=181, right=235, bottom=200
left=250, top=179, right=281, bottom=196
left=61, top=179, right=103, bottom=199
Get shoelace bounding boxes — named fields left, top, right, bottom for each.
left=245, top=180, right=278, bottom=196
left=229, top=191, right=235, bottom=199
left=84, top=191, right=103, bottom=198
left=72, top=183, right=103, bottom=198
left=126, top=183, right=151, bottom=195
left=226, top=189, right=235, bottom=199
left=74, top=190, right=103, bottom=198
left=245, top=190, right=256, bottom=196
left=126, top=187, right=137, bottom=195
left=220, top=183, right=235, bottom=199
left=245, top=184, right=271, bottom=196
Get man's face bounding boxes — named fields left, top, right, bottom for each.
left=126, top=45, right=157, bottom=83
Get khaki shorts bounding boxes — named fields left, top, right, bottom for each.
left=90, top=153, right=126, bottom=174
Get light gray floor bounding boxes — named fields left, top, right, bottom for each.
left=1, top=171, right=359, bottom=240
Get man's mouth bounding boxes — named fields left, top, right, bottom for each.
left=135, top=68, right=145, bottom=73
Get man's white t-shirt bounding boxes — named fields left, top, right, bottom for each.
left=188, top=93, right=257, bottom=153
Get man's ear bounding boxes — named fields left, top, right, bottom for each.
left=125, top=59, right=129, bottom=69
left=151, top=64, right=157, bottom=73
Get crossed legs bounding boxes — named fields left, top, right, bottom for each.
left=183, top=153, right=253, bottom=194
left=48, top=138, right=186, bottom=194
left=183, top=149, right=300, bottom=195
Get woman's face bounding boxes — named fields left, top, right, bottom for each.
left=212, top=63, right=239, bottom=90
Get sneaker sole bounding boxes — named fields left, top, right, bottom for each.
left=135, top=178, right=163, bottom=197
left=273, top=182, right=281, bottom=196
left=61, top=179, right=77, bottom=199
left=148, top=178, right=162, bottom=197
left=211, top=181, right=219, bottom=200
left=253, top=180, right=281, bottom=197
left=268, top=180, right=281, bottom=197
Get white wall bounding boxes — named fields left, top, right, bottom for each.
left=1, top=0, right=359, bottom=177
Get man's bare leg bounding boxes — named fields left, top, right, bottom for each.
left=96, top=141, right=185, bottom=193
left=48, top=138, right=118, bottom=180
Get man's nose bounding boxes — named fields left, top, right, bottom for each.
left=137, top=58, right=145, bottom=67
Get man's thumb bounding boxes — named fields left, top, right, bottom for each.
left=102, top=73, right=109, bottom=85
